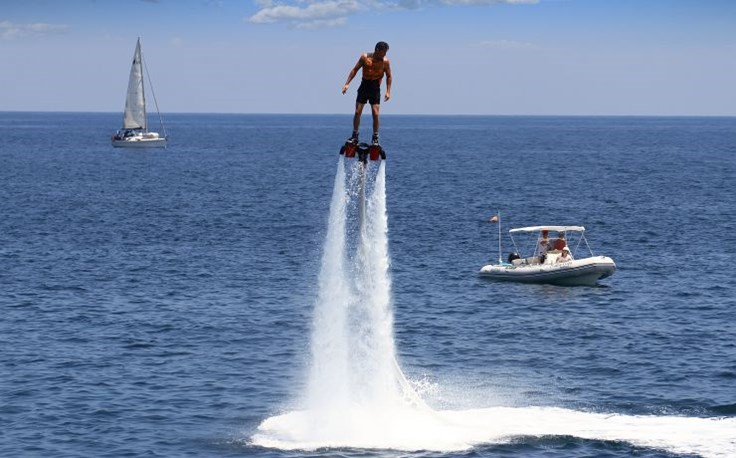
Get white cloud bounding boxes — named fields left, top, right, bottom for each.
left=0, top=20, right=70, bottom=39
left=441, top=0, right=537, bottom=4
left=248, top=0, right=363, bottom=24
left=247, top=0, right=537, bottom=28
left=293, top=17, right=348, bottom=29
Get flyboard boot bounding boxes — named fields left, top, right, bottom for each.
left=368, top=133, right=386, bottom=161
left=339, top=132, right=359, bottom=159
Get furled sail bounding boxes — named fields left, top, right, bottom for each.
left=122, top=39, right=146, bottom=130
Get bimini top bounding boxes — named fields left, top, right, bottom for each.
left=509, top=226, right=585, bottom=234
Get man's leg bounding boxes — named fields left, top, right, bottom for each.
left=371, top=104, right=380, bottom=144
left=351, top=102, right=365, bottom=141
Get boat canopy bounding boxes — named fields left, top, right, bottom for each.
left=509, top=226, right=585, bottom=234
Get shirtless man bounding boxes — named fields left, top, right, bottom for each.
left=341, top=41, right=392, bottom=146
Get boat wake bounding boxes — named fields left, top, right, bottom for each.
left=250, top=159, right=736, bottom=457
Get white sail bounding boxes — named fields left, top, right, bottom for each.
left=122, top=38, right=146, bottom=130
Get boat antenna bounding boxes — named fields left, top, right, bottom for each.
left=497, top=210, right=502, bottom=264
left=142, top=47, right=167, bottom=140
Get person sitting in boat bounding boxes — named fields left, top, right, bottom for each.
left=557, top=247, right=573, bottom=263
left=553, top=232, right=567, bottom=251
left=538, top=230, right=550, bottom=264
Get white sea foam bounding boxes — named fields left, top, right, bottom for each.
left=251, top=159, right=736, bottom=457
left=255, top=405, right=736, bottom=456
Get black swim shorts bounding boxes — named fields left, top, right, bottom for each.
left=356, top=78, right=381, bottom=105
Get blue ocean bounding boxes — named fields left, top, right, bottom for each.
left=1, top=112, right=735, bottom=457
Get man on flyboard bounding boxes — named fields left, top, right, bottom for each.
left=342, top=41, right=392, bottom=147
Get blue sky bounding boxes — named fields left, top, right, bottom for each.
left=1, top=0, right=735, bottom=115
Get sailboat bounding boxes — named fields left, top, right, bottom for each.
left=111, top=38, right=167, bottom=148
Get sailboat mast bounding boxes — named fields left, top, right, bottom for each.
left=138, top=38, right=147, bottom=132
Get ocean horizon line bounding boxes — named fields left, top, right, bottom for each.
left=1, top=111, right=734, bottom=119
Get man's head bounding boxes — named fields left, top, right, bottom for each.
left=374, top=41, right=389, bottom=58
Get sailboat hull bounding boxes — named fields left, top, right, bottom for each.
left=112, top=136, right=167, bottom=148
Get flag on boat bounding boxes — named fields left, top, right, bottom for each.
left=489, top=214, right=499, bottom=223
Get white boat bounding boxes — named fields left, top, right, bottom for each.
left=111, top=38, right=167, bottom=148
left=479, top=225, right=616, bottom=286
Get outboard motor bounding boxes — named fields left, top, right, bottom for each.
left=507, top=252, right=521, bottom=264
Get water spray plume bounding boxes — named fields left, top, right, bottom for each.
left=252, top=159, right=736, bottom=457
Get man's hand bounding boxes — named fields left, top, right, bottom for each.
left=384, top=92, right=391, bottom=102
left=342, top=84, right=349, bottom=94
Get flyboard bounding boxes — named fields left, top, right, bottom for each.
left=339, top=138, right=386, bottom=163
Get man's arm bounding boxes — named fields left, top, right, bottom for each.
left=342, top=55, right=365, bottom=94
left=383, top=59, right=392, bottom=102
